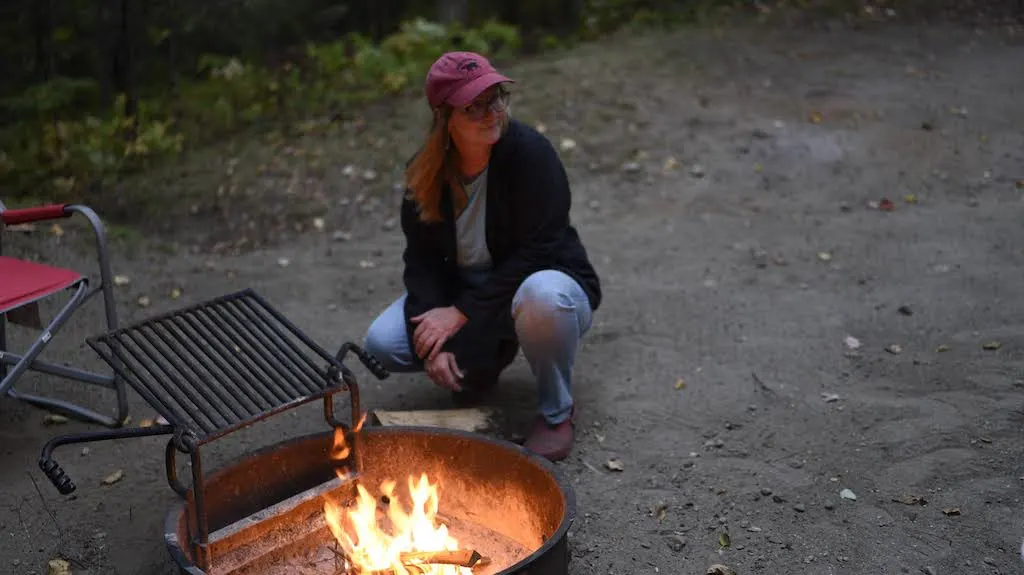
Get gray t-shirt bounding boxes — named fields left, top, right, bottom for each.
left=456, top=167, right=492, bottom=288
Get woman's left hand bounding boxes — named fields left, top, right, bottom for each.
left=411, top=306, right=468, bottom=361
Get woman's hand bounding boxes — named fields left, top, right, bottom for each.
left=411, top=306, right=468, bottom=360
left=425, top=351, right=464, bottom=391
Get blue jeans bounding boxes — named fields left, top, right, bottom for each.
left=363, top=270, right=593, bottom=425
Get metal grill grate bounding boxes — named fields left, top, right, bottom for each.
left=87, top=289, right=348, bottom=443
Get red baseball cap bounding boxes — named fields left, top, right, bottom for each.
left=425, top=51, right=514, bottom=110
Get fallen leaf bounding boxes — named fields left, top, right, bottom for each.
left=170, top=288, right=182, bottom=300
left=1016, top=180, right=1023, bottom=189
left=809, top=110, right=823, bottom=124
left=982, top=341, right=1001, bottom=350
left=674, top=378, right=686, bottom=390
left=605, top=458, right=624, bottom=472
left=942, top=506, right=961, bottom=516
left=840, top=488, right=858, bottom=500
left=885, top=344, right=903, bottom=355
left=663, top=157, right=680, bottom=172
left=844, top=335, right=862, bottom=350
left=718, top=532, right=731, bottom=548
left=893, top=494, right=928, bottom=506
left=113, top=275, right=131, bottom=286
left=878, top=198, right=895, bottom=211
left=50, top=223, right=64, bottom=237
left=43, top=414, right=69, bottom=425
left=47, top=558, right=71, bottom=575
left=904, top=193, right=918, bottom=204
left=650, top=501, right=668, bottom=521
left=936, top=344, right=950, bottom=352
left=137, top=295, right=151, bottom=308
left=139, top=418, right=154, bottom=428
left=102, top=469, right=124, bottom=485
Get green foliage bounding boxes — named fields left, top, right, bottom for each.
left=1, top=18, right=521, bottom=201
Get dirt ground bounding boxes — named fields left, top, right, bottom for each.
left=3, top=21, right=1024, bottom=575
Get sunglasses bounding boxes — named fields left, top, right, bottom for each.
left=460, top=88, right=510, bottom=121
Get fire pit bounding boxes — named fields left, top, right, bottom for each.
left=37, top=289, right=575, bottom=575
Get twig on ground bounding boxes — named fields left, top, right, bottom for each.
left=27, top=470, right=64, bottom=545
left=751, top=371, right=777, bottom=396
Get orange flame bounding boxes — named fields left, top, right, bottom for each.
left=324, top=412, right=471, bottom=575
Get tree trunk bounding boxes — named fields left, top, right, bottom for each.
left=112, top=0, right=138, bottom=132
left=437, top=0, right=468, bottom=25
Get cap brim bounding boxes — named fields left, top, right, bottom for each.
left=446, top=73, right=515, bottom=107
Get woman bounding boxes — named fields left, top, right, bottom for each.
left=363, top=51, right=602, bottom=462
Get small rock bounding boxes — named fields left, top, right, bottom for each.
left=824, top=501, right=835, bottom=510
left=665, top=535, right=686, bottom=552
left=897, top=305, right=913, bottom=316
left=760, top=487, right=773, bottom=496
left=332, top=230, right=353, bottom=242
left=621, top=161, right=641, bottom=173
left=276, top=258, right=290, bottom=268
left=47, top=558, right=71, bottom=575
left=559, top=138, right=577, bottom=152
left=772, top=494, right=785, bottom=504
left=361, top=169, right=377, bottom=181
left=885, top=344, right=903, bottom=355
left=793, top=503, right=806, bottom=512
left=690, top=164, right=706, bottom=178
left=922, top=567, right=936, bottom=575
left=840, top=488, right=857, bottom=501
left=136, top=295, right=151, bottom=308
left=707, top=565, right=736, bottom=575
left=382, top=218, right=396, bottom=231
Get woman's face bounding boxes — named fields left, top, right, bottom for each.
left=448, top=85, right=509, bottom=149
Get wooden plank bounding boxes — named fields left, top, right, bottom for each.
left=369, top=407, right=499, bottom=433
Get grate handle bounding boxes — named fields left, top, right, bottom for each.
left=39, top=458, right=76, bottom=495
left=38, top=425, right=176, bottom=496
left=336, top=342, right=390, bottom=381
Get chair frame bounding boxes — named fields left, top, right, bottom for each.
left=1, top=199, right=128, bottom=427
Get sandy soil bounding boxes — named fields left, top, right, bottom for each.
left=2, top=21, right=1024, bottom=575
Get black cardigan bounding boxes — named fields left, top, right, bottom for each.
left=399, top=118, right=602, bottom=371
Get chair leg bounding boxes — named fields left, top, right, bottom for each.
left=8, top=388, right=119, bottom=427
left=0, top=280, right=110, bottom=423
left=0, top=312, right=7, bottom=382
left=72, top=204, right=129, bottom=425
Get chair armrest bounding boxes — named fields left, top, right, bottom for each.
left=1, top=204, right=71, bottom=226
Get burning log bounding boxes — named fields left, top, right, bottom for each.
left=400, top=549, right=487, bottom=568
left=329, top=547, right=490, bottom=574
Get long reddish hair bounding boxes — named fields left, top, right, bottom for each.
left=405, top=107, right=463, bottom=223
left=405, top=105, right=511, bottom=223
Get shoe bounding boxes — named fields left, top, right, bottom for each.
left=524, top=409, right=575, bottom=462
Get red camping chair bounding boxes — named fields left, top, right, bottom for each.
left=1, top=200, right=128, bottom=427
